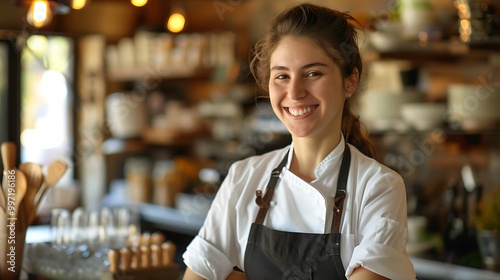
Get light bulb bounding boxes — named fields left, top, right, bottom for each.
left=27, top=0, right=53, bottom=28
left=166, top=12, right=185, bottom=33
left=71, top=0, right=89, bottom=10
left=131, top=0, right=148, bottom=7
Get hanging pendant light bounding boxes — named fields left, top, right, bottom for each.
left=166, top=11, right=185, bottom=33
left=71, top=0, right=89, bottom=10
left=131, top=0, right=148, bottom=7
left=165, top=0, right=186, bottom=34
left=26, top=0, right=53, bottom=28
left=164, top=0, right=186, bottom=33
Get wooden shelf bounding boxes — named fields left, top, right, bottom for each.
left=364, top=39, right=500, bottom=62
left=367, top=126, right=500, bottom=137
left=102, top=138, right=147, bottom=155
left=141, top=126, right=210, bottom=146
left=107, top=66, right=212, bottom=82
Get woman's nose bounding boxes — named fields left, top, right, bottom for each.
left=288, top=78, right=307, bottom=100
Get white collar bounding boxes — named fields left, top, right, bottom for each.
left=286, top=135, right=346, bottom=180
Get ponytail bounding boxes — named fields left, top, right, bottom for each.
left=342, top=101, right=375, bottom=158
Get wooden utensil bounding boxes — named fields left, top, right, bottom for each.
left=19, top=162, right=44, bottom=224
left=45, top=160, right=68, bottom=187
left=0, top=179, right=5, bottom=215
left=0, top=167, right=3, bottom=193
left=1, top=170, right=28, bottom=219
left=0, top=142, right=26, bottom=218
left=11, top=170, right=27, bottom=219
left=31, top=159, right=68, bottom=222
left=1, top=142, right=16, bottom=194
left=1, top=142, right=16, bottom=170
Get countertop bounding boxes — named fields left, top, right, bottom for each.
left=26, top=225, right=500, bottom=279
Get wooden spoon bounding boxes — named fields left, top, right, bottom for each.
left=19, top=162, right=44, bottom=224
left=1, top=142, right=16, bottom=170
left=0, top=177, right=5, bottom=215
left=45, top=160, right=68, bottom=187
left=0, top=167, right=5, bottom=214
left=1, top=142, right=20, bottom=217
left=1, top=142, right=16, bottom=193
left=0, top=173, right=27, bottom=218
left=0, top=167, right=3, bottom=192
left=10, top=170, right=27, bottom=219
left=31, top=160, right=68, bottom=223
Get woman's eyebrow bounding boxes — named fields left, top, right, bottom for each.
left=302, top=62, right=329, bottom=69
left=270, top=62, right=329, bottom=71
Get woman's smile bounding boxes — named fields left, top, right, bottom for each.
left=286, top=105, right=318, bottom=117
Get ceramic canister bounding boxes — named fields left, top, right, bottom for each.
left=106, top=92, right=147, bottom=138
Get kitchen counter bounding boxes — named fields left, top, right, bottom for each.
left=411, top=257, right=500, bottom=280
left=26, top=226, right=500, bottom=279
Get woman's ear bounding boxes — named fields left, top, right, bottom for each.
left=344, top=68, right=359, bottom=98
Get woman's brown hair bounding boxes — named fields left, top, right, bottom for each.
left=250, top=3, right=375, bottom=158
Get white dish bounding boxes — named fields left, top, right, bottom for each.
left=401, top=103, right=447, bottom=131
left=447, top=84, right=500, bottom=127
left=359, top=90, right=426, bottom=131
left=460, top=118, right=498, bottom=132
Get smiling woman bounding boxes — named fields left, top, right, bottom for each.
left=182, top=3, right=416, bottom=280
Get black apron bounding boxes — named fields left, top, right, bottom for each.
left=244, top=145, right=351, bottom=280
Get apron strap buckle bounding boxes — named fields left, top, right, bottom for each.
left=255, top=190, right=269, bottom=209
left=271, top=170, right=281, bottom=177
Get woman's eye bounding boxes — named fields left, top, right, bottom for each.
left=307, top=71, right=322, bottom=77
left=275, top=74, right=288, bottom=80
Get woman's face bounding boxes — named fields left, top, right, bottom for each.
left=269, top=36, right=357, bottom=140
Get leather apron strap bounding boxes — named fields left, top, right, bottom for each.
left=254, top=145, right=351, bottom=232
left=254, top=152, right=288, bottom=225
left=331, top=145, right=350, bottom=233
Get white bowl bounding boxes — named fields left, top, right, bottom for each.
left=369, top=31, right=402, bottom=52
left=447, top=84, right=500, bottom=130
left=401, top=103, right=447, bottom=131
left=368, top=21, right=404, bottom=51
left=359, top=90, right=426, bottom=131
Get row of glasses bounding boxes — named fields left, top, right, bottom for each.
left=40, top=206, right=141, bottom=279
left=50, top=206, right=141, bottom=257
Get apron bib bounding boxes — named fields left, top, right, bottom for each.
left=244, top=145, right=351, bottom=280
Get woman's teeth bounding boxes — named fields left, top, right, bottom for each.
left=288, top=106, right=314, bottom=117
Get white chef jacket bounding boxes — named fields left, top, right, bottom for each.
left=183, top=137, right=416, bottom=280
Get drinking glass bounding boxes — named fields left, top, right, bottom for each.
left=99, top=207, right=115, bottom=249
left=50, top=208, right=71, bottom=253
left=71, top=207, right=88, bottom=254
left=87, top=209, right=100, bottom=255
